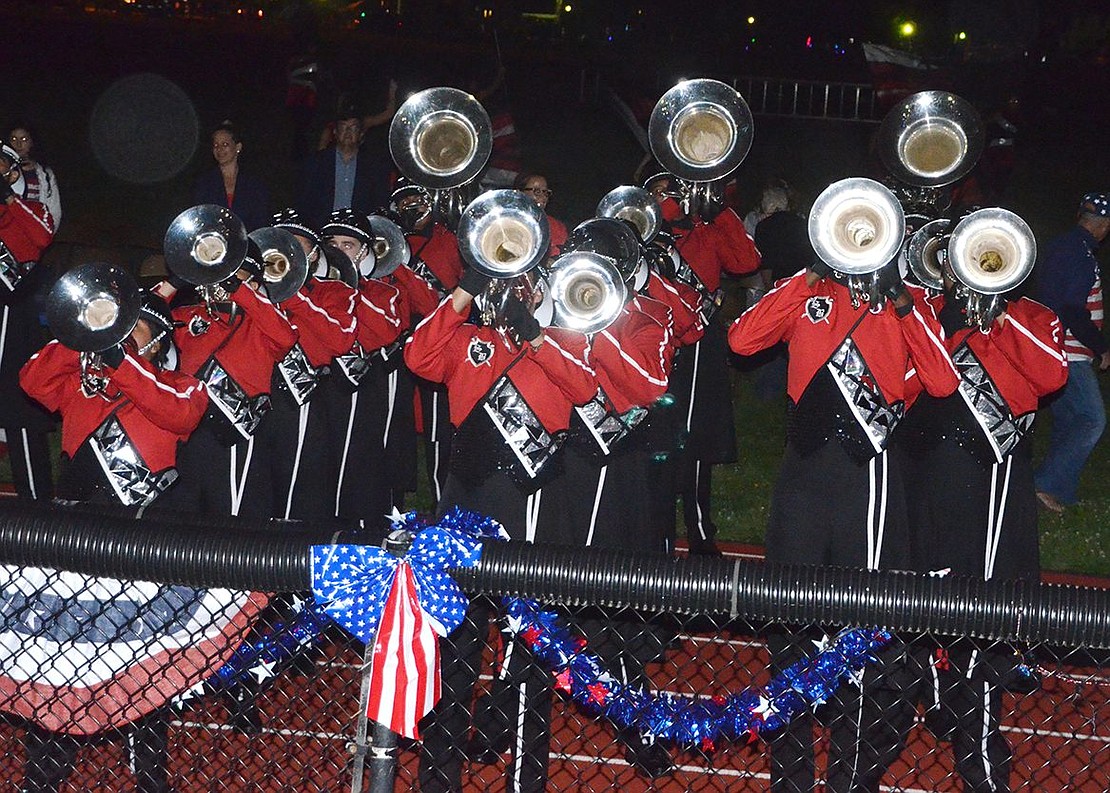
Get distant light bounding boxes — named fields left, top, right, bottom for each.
left=256, top=8, right=262, bottom=16
left=564, top=3, right=572, bottom=11
left=956, top=30, right=967, bottom=41
left=899, top=20, right=916, bottom=37
left=750, top=36, right=756, bottom=43
left=746, top=15, right=755, bottom=24
left=805, top=35, right=812, bottom=48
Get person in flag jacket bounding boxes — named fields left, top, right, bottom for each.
left=404, top=268, right=595, bottom=793
left=392, top=180, right=465, bottom=507
left=643, top=164, right=761, bottom=555
left=318, top=209, right=405, bottom=527
left=160, top=249, right=297, bottom=519
left=255, top=209, right=359, bottom=520
left=1033, top=191, right=1110, bottom=513
left=877, top=262, right=1068, bottom=793
left=17, top=290, right=206, bottom=793
left=1, top=143, right=56, bottom=503
left=728, top=260, right=959, bottom=793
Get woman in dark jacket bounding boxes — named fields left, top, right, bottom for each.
left=192, top=120, right=270, bottom=231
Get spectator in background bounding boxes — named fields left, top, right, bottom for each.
left=515, top=172, right=567, bottom=255
left=297, top=100, right=392, bottom=229
left=192, top=120, right=270, bottom=232
left=7, top=122, right=61, bottom=230
left=1034, top=192, right=1110, bottom=513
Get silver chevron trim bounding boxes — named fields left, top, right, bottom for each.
left=483, top=376, right=562, bottom=479
left=89, top=414, right=178, bottom=506
left=198, top=357, right=271, bottom=439
left=826, top=337, right=905, bottom=454
left=952, top=343, right=1032, bottom=463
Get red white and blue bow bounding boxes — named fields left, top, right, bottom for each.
left=311, top=508, right=507, bottom=738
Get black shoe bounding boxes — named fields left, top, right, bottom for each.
left=687, top=538, right=722, bottom=557
left=465, top=731, right=511, bottom=764
left=621, top=730, right=674, bottom=778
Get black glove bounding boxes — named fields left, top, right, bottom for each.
left=876, top=261, right=908, bottom=301
left=0, top=177, right=15, bottom=203
left=939, top=295, right=972, bottom=335
left=502, top=296, right=542, bottom=343
left=100, top=343, right=126, bottom=369
left=218, top=273, right=243, bottom=296
left=698, top=195, right=725, bottom=223
left=808, top=258, right=833, bottom=280
left=459, top=268, right=492, bottom=297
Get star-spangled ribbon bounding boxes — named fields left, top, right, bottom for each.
left=310, top=507, right=507, bottom=738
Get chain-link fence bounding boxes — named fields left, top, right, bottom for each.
left=1, top=501, right=1109, bottom=792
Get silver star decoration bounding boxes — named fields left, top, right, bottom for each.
left=249, top=660, right=277, bottom=684
left=812, top=634, right=832, bottom=653
left=846, top=667, right=866, bottom=690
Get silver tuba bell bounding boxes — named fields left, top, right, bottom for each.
left=457, top=189, right=550, bottom=327
left=537, top=250, right=627, bottom=335
left=389, top=86, right=493, bottom=229
left=905, top=217, right=952, bottom=291
left=878, top=91, right=984, bottom=188
left=367, top=214, right=411, bottom=279
left=596, top=185, right=662, bottom=245
left=46, top=262, right=141, bottom=399
left=947, top=207, right=1036, bottom=331
left=164, top=204, right=248, bottom=286
left=564, top=216, right=647, bottom=291
left=809, top=177, right=906, bottom=308
left=248, top=226, right=309, bottom=303
left=648, top=78, right=754, bottom=219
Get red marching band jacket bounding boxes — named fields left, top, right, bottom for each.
left=644, top=270, right=705, bottom=348
left=404, top=297, right=596, bottom=433
left=283, top=279, right=359, bottom=368
left=911, top=294, right=1068, bottom=418
left=385, top=264, right=441, bottom=329
left=353, top=278, right=405, bottom=352
left=729, top=274, right=960, bottom=409
left=0, top=196, right=54, bottom=264
left=173, top=284, right=298, bottom=398
left=20, top=341, right=208, bottom=474
left=405, top=223, right=463, bottom=298
left=670, top=205, right=762, bottom=294
left=1, top=196, right=54, bottom=290
left=592, top=297, right=673, bottom=414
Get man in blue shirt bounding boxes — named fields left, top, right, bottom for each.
left=1034, top=192, right=1110, bottom=512
left=296, top=102, right=392, bottom=228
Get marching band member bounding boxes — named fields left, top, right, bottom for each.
left=319, top=209, right=405, bottom=527
left=18, top=288, right=206, bottom=793
left=728, top=239, right=960, bottom=792
left=643, top=164, right=762, bottom=555
left=886, top=222, right=1067, bottom=793
left=391, top=180, right=465, bottom=506
left=406, top=268, right=595, bottom=793
left=1, top=142, right=56, bottom=502
left=259, top=209, right=358, bottom=520
left=163, top=245, right=298, bottom=519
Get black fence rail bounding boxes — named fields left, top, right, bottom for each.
left=1, top=501, right=1108, bottom=792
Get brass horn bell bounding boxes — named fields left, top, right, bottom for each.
left=648, top=78, right=753, bottom=184
left=163, top=204, right=248, bottom=287
left=389, top=87, right=492, bottom=191
left=46, top=262, right=141, bottom=353
left=563, top=216, right=645, bottom=288
left=538, top=250, right=627, bottom=336
left=596, top=185, right=662, bottom=245
left=878, top=90, right=984, bottom=188
left=809, top=177, right=906, bottom=276
left=458, top=189, right=550, bottom=279
left=905, top=217, right=952, bottom=291
left=248, top=226, right=308, bottom=304
left=367, top=214, right=411, bottom=279
left=948, top=207, right=1035, bottom=296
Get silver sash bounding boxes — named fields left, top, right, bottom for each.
left=89, top=414, right=178, bottom=506
left=409, top=258, right=449, bottom=298
left=673, top=254, right=722, bottom=322
left=198, top=357, right=271, bottom=439
left=483, top=376, right=562, bottom=479
left=952, top=343, right=1033, bottom=463
left=277, top=343, right=319, bottom=405
left=574, top=388, right=648, bottom=456
left=0, top=241, right=29, bottom=292
left=334, top=345, right=373, bottom=388
left=826, top=337, right=905, bottom=454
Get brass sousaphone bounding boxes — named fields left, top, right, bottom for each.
left=163, top=204, right=249, bottom=307
left=389, top=86, right=493, bottom=229
left=367, top=214, right=411, bottom=279
left=808, top=177, right=906, bottom=308
left=248, top=226, right=309, bottom=303
left=457, top=189, right=550, bottom=327
left=648, top=78, right=754, bottom=219
left=46, top=262, right=141, bottom=398
left=947, top=207, right=1036, bottom=330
